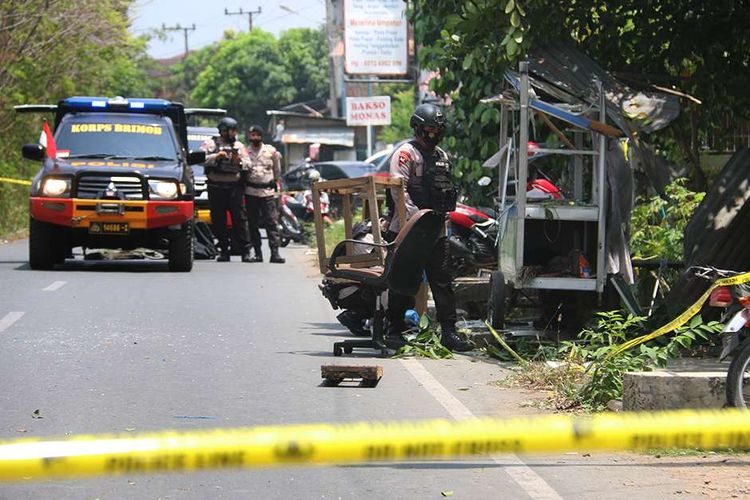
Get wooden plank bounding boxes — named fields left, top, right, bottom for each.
left=367, top=176, right=384, bottom=266
left=343, top=193, right=353, bottom=256
left=314, top=177, right=369, bottom=191
left=321, top=364, right=383, bottom=382
left=312, top=184, right=327, bottom=274
left=393, top=177, right=407, bottom=230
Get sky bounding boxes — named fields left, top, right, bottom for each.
left=130, top=0, right=326, bottom=59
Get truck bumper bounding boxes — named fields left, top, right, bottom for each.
left=30, top=198, right=194, bottom=229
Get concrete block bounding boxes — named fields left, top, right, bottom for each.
left=622, top=368, right=727, bottom=411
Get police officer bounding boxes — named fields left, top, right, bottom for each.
left=385, top=104, right=473, bottom=352
left=244, top=124, right=285, bottom=264
left=200, top=117, right=252, bottom=262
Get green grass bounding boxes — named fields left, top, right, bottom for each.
left=0, top=184, right=30, bottom=238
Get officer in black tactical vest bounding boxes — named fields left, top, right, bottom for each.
left=385, top=104, right=473, bottom=352
left=200, top=117, right=252, bottom=262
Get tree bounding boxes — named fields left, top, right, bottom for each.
left=0, top=0, right=154, bottom=236
left=411, top=0, right=750, bottom=194
left=377, top=89, right=415, bottom=145
left=188, top=28, right=330, bottom=128
left=277, top=27, right=329, bottom=103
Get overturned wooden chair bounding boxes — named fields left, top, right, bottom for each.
left=326, top=209, right=443, bottom=357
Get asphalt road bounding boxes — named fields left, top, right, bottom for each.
left=0, top=239, right=701, bottom=499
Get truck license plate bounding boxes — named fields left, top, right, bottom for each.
left=89, top=222, right=129, bottom=235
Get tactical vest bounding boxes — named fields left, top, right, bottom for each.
left=406, top=140, right=458, bottom=214
left=210, top=136, right=241, bottom=175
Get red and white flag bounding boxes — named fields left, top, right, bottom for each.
left=38, top=120, right=57, bottom=158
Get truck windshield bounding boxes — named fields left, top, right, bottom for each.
left=55, top=113, right=179, bottom=161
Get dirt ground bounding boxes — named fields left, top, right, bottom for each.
left=621, top=452, right=750, bottom=498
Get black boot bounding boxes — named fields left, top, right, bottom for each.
left=337, top=310, right=369, bottom=337
left=440, top=325, right=473, bottom=352
left=216, top=248, right=230, bottom=262
left=270, top=248, right=285, bottom=264
left=384, top=323, right=408, bottom=349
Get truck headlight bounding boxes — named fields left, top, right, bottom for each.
left=41, top=178, right=70, bottom=197
left=148, top=180, right=179, bottom=200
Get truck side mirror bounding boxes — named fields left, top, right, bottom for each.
left=22, top=144, right=44, bottom=162
left=187, top=150, right=206, bottom=165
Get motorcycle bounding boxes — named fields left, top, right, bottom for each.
left=278, top=193, right=308, bottom=247
left=285, top=168, right=333, bottom=226
left=448, top=203, right=499, bottom=277
left=691, top=266, right=750, bottom=407
left=688, top=266, right=750, bottom=408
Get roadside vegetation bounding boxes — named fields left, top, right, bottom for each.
left=489, top=312, right=722, bottom=411
left=0, top=0, right=158, bottom=237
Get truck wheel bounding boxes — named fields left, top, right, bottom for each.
left=29, top=218, right=62, bottom=270
left=168, top=220, right=194, bottom=272
left=726, top=335, right=750, bottom=408
left=487, top=270, right=506, bottom=329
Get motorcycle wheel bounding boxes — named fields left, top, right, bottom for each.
left=726, top=333, right=750, bottom=408
left=487, top=270, right=506, bottom=329
left=280, top=214, right=303, bottom=237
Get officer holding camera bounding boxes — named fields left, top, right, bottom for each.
left=244, top=124, right=285, bottom=264
left=201, top=117, right=252, bottom=262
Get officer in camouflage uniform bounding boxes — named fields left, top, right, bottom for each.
left=244, top=124, right=285, bottom=264
left=385, top=104, right=473, bottom=352
left=200, top=117, right=252, bottom=262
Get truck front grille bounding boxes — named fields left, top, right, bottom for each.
left=75, top=176, right=145, bottom=200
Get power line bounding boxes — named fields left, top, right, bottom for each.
left=161, top=23, right=196, bottom=58
left=224, top=7, right=262, bottom=31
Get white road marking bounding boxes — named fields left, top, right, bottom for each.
left=0, top=312, right=25, bottom=333
left=42, top=281, right=67, bottom=292
left=400, top=358, right=563, bottom=500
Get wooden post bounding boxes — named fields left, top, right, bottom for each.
left=367, top=176, right=383, bottom=265
left=312, top=183, right=327, bottom=274
left=343, top=193, right=353, bottom=256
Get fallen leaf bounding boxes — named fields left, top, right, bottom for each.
left=441, top=491, right=454, bottom=497
left=31, top=409, right=42, bottom=419
left=457, top=387, right=470, bottom=391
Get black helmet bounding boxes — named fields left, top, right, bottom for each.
left=410, top=103, right=446, bottom=130
left=247, top=124, right=264, bottom=137
left=411, top=104, right=446, bottom=146
left=218, top=117, right=238, bottom=132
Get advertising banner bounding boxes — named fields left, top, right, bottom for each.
left=346, top=96, right=392, bottom=127
left=344, top=0, right=408, bottom=75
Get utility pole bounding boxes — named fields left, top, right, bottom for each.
left=162, top=23, right=196, bottom=58
left=224, top=7, right=262, bottom=31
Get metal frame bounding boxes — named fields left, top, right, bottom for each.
left=497, top=61, right=608, bottom=294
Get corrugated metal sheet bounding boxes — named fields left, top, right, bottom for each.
left=666, top=148, right=750, bottom=315
left=528, top=44, right=680, bottom=134
left=281, top=127, right=355, bottom=147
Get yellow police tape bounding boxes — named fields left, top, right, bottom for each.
left=1, top=409, right=749, bottom=482
left=0, top=176, right=32, bottom=186
left=610, top=271, right=750, bottom=357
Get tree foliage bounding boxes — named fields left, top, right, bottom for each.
left=377, top=89, right=415, bottom=145
left=411, top=0, right=750, bottom=196
left=0, top=0, right=154, bottom=236
left=188, top=28, right=330, bottom=128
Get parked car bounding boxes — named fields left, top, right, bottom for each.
left=187, top=126, right=218, bottom=210
left=281, top=160, right=377, bottom=191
